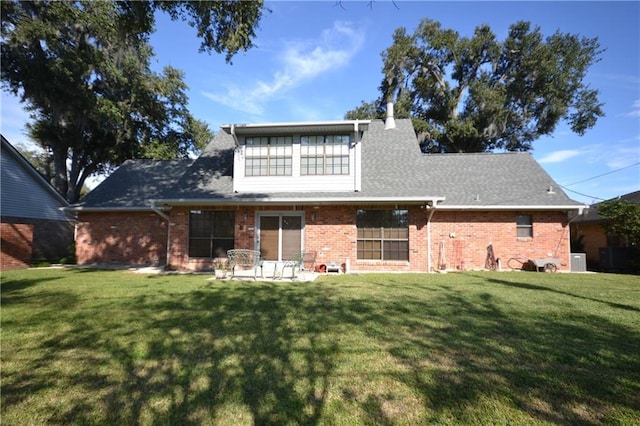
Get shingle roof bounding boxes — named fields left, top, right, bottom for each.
left=72, top=118, right=583, bottom=210
left=574, top=190, right=640, bottom=223
left=77, top=159, right=193, bottom=209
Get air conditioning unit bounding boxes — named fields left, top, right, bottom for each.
left=570, top=253, right=587, bottom=272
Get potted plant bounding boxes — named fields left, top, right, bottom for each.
left=214, top=259, right=230, bottom=279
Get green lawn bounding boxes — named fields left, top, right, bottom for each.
left=1, top=268, right=639, bottom=425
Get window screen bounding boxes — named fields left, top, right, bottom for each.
left=356, top=210, right=409, bottom=260
left=189, top=210, right=235, bottom=258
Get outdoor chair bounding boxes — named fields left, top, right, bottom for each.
left=276, top=251, right=317, bottom=280
left=227, top=249, right=262, bottom=279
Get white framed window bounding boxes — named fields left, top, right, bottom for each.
left=301, top=135, right=350, bottom=175
left=356, top=210, right=409, bottom=261
left=245, top=136, right=293, bottom=176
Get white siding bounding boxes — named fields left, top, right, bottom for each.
left=233, top=133, right=362, bottom=193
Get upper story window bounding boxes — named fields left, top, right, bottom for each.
left=245, top=136, right=293, bottom=176
left=301, top=135, right=350, bottom=175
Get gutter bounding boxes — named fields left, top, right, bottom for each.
left=435, top=204, right=587, bottom=213
left=148, top=196, right=447, bottom=207
left=62, top=206, right=158, bottom=213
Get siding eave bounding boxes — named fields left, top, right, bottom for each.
left=150, top=196, right=446, bottom=207
left=436, top=204, right=586, bottom=212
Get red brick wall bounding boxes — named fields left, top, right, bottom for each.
left=430, top=210, right=571, bottom=271
left=1, top=222, right=33, bottom=270
left=75, top=207, right=571, bottom=272
left=167, top=206, right=247, bottom=271
left=301, top=205, right=426, bottom=272
left=76, top=212, right=168, bottom=266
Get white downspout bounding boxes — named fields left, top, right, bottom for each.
left=426, top=203, right=437, bottom=273
left=151, top=203, right=172, bottom=268
left=556, top=206, right=588, bottom=264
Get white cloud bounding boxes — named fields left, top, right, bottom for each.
left=605, top=142, right=640, bottom=169
left=202, top=21, right=365, bottom=115
left=624, top=99, right=640, bottom=118
left=538, top=149, right=582, bottom=164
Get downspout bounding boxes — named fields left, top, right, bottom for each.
left=555, top=206, right=587, bottom=261
left=353, top=120, right=359, bottom=192
left=151, top=202, right=172, bottom=268
left=426, top=203, right=437, bottom=273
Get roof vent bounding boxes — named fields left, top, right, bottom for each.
left=547, top=185, right=555, bottom=194
left=384, top=102, right=396, bottom=130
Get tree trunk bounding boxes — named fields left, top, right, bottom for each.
left=51, top=146, right=69, bottom=201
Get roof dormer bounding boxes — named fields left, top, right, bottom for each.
left=222, top=120, right=370, bottom=193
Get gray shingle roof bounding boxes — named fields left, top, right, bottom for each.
left=73, top=118, right=583, bottom=210
left=574, top=190, right=640, bottom=222
left=77, top=159, right=193, bottom=209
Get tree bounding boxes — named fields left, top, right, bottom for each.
left=1, top=1, right=264, bottom=203
left=346, top=19, right=604, bottom=153
left=598, top=199, right=640, bottom=249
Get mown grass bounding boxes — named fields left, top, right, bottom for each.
left=1, top=268, right=639, bottom=425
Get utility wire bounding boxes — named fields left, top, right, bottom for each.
left=559, top=185, right=606, bottom=202
left=562, top=161, right=640, bottom=187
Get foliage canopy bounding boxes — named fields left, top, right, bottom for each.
left=598, top=198, right=640, bottom=248
left=1, top=0, right=265, bottom=203
left=346, top=19, right=604, bottom=153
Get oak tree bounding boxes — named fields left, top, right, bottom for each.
left=1, top=0, right=265, bottom=203
left=347, top=19, right=604, bottom=153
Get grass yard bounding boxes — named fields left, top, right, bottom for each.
left=1, top=268, right=639, bottom=425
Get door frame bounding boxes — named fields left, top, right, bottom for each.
left=255, top=211, right=305, bottom=261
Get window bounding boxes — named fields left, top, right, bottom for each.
left=245, top=136, right=292, bottom=176
left=357, top=210, right=409, bottom=260
left=516, top=215, right=533, bottom=238
left=189, top=210, right=235, bottom=258
left=301, top=135, right=349, bottom=175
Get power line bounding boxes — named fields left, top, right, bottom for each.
left=559, top=185, right=606, bottom=202
left=562, top=161, right=640, bottom=187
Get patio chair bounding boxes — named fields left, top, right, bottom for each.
left=227, top=249, right=262, bottom=279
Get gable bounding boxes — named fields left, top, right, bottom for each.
left=1, top=136, right=70, bottom=221
left=225, top=120, right=369, bottom=193
left=71, top=118, right=583, bottom=212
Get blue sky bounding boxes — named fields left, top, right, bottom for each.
left=1, top=1, right=638, bottom=205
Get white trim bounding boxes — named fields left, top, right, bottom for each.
left=221, top=120, right=371, bottom=133
left=63, top=206, right=158, bottom=212
left=437, top=204, right=586, bottom=213
left=149, top=196, right=446, bottom=207
left=255, top=211, right=305, bottom=261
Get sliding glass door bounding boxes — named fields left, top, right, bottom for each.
left=257, top=213, right=303, bottom=261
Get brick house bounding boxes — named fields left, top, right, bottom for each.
left=68, top=114, right=585, bottom=273
left=1, top=135, right=74, bottom=269
left=570, top=190, right=640, bottom=271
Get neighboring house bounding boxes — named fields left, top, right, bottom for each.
left=1, top=135, right=74, bottom=269
left=68, top=113, right=585, bottom=273
left=571, top=190, right=640, bottom=272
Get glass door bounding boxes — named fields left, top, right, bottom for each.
left=257, top=213, right=303, bottom=261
